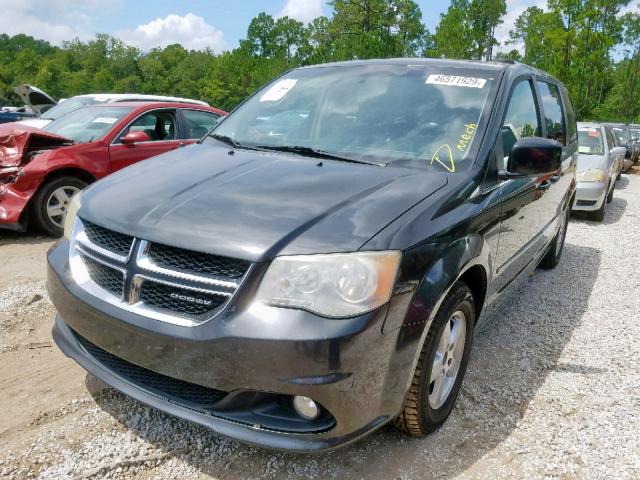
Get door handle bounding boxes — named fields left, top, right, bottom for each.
left=539, top=180, right=552, bottom=190
left=549, top=174, right=561, bottom=183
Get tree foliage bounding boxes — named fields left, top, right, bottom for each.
left=0, top=0, right=638, bottom=121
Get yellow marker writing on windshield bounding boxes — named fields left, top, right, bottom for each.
left=431, top=144, right=455, bottom=173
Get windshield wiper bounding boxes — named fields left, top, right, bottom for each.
left=253, top=145, right=386, bottom=166
left=208, top=133, right=242, bottom=148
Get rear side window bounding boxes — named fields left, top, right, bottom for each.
left=502, top=79, right=541, bottom=160
left=181, top=110, right=221, bottom=138
left=537, top=81, right=566, bottom=145
left=560, top=87, right=577, bottom=142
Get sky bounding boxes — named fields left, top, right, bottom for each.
left=0, top=0, right=637, bottom=55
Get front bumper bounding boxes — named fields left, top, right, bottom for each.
left=572, top=181, right=607, bottom=212
left=47, top=240, right=410, bottom=452
left=0, top=182, right=31, bottom=230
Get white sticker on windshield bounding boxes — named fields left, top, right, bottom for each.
left=426, top=74, right=487, bottom=88
left=260, top=79, right=298, bottom=102
left=93, top=117, right=118, bottom=124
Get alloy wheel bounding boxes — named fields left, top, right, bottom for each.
left=46, top=186, right=80, bottom=228
left=429, top=310, right=467, bottom=410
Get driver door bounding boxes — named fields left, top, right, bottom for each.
left=108, top=109, right=183, bottom=173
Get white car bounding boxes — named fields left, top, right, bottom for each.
left=13, top=84, right=209, bottom=129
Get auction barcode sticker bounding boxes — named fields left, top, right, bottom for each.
left=426, top=74, right=487, bottom=88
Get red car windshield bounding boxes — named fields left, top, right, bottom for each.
left=43, top=106, right=132, bottom=143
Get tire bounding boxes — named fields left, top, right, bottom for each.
left=32, top=176, right=87, bottom=237
left=394, top=282, right=474, bottom=436
left=539, top=205, right=569, bottom=269
left=590, top=200, right=605, bottom=222
left=606, top=183, right=614, bottom=204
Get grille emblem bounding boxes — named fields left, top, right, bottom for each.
left=169, top=292, right=213, bottom=306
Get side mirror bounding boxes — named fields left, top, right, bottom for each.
left=121, top=131, right=150, bottom=145
left=503, top=137, right=563, bottom=177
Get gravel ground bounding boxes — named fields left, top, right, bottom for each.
left=0, top=173, right=638, bottom=479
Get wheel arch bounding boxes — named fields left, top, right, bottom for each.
left=40, top=167, right=97, bottom=186
left=381, top=234, right=492, bottom=413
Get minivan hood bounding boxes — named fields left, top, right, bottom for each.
left=12, top=84, right=57, bottom=116
left=0, top=127, right=72, bottom=167
left=80, top=144, right=448, bottom=261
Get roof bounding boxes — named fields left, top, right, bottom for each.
left=68, top=93, right=209, bottom=106
left=78, top=101, right=226, bottom=115
left=300, top=57, right=512, bottom=72
left=578, top=121, right=603, bottom=128
left=296, top=57, right=559, bottom=86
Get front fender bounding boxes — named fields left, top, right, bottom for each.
left=377, top=234, right=492, bottom=414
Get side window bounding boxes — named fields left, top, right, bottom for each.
left=605, top=128, right=615, bottom=150
left=181, top=110, right=221, bottom=138
left=119, top=110, right=177, bottom=142
left=502, top=79, right=541, bottom=162
left=537, top=81, right=566, bottom=145
left=560, top=87, right=577, bottom=143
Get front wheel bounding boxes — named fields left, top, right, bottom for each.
left=32, top=176, right=87, bottom=236
left=394, top=282, right=475, bottom=436
left=606, top=183, right=614, bottom=204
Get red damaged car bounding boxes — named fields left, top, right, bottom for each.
left=0, top=102, right=226, bottom=235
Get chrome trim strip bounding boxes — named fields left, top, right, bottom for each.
left=136, top=240, right=240, bottom=289
left=75, top=220, right=133, bottom=263
left=134, top=274, right=234, bottom=298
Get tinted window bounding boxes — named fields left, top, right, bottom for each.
left=181, top=109, right=221, bottom=138
left=502, top=80, right=541, bottom=160
left=208, top=65, right=498, bottom=173
left=120, top=110, right=177, bottom=142
left=560, top=87, right=577, bottom=142
left=537, top=81, right=565, bottom=145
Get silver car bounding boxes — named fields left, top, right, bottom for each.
left=573, top=122, right=620, bottom=221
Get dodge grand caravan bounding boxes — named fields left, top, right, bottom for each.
left=48, top=59, right=577, bottom=452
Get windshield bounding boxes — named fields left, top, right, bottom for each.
left=43, top=106, right=132, bottom=142
left=42, top=97, right=111, bottom=121
left=207, top=64, right=497, bottom=172
left=578, top=127, right=604, bottom=155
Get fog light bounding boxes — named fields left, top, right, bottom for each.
left=292, top=395, right=320, bottom=420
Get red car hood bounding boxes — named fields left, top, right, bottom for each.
left=0, top=125, right=72, bottom=167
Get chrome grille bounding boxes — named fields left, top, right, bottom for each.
left=147, top=243, right=250, bottom=280
left=81, top=253, right=125, bottom=297
left=70, top=218, right=250, bottom=327
left=83, top=221, right=134, bottom=258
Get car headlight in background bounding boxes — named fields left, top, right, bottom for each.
left=256, top=251, right=401, bottom=318
left=63, top=192, right=82, bottom=239
left=576, top=169, right=606, bottom=183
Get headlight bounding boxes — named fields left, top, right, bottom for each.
left=256, top=251, right=401, bottom=318
left=63, top=191, right=82, bottom=239
left=576, top=169, right=606, bottom=183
